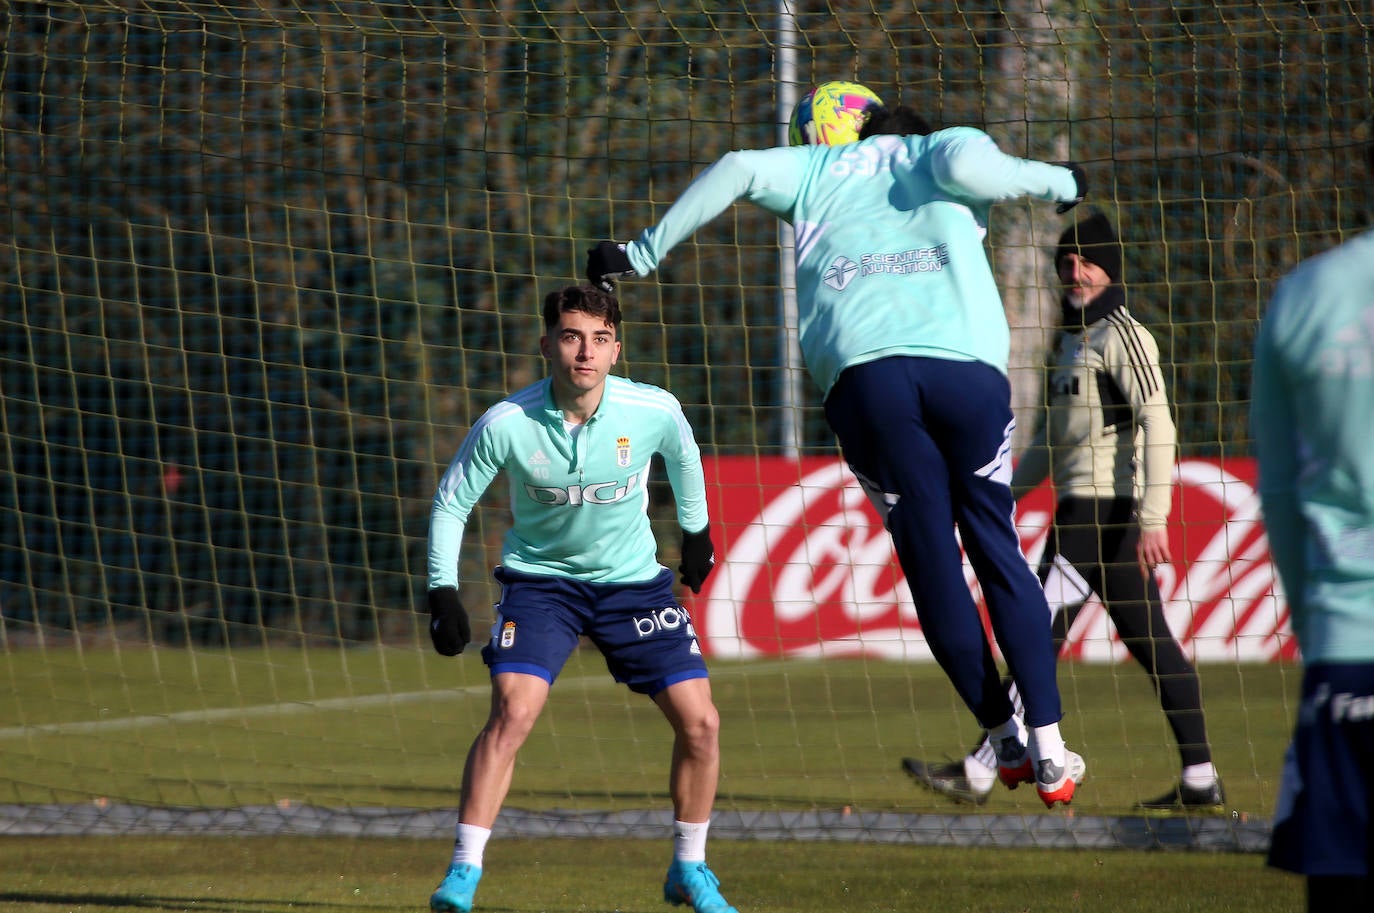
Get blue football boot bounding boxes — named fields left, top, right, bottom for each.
left=430, top=863, right=482, bottom=913
left=663, top=860, right=739, bottom=913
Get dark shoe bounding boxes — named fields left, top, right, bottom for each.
left=901, top=757, right=991, bottom=806
left=1136, top=781, right=1226, bottom=814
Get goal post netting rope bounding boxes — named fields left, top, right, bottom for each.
left=2, top=0, right=1368, bottom=844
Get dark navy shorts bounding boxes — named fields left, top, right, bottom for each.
left=479, top=565, right=708, bottom=696
left=1268, top=662, right=1374, bottom=877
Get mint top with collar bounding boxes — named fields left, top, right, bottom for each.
left=427, top=374, right=708, bottom=591
left=623, top=127, right=1081, bottom=395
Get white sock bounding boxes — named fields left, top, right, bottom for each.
left=963, top=754, right=998, bottom=793
left=452, top=823, right=492, bottom=868
left=1181, top=762, right=1218, bottom=789
left=972, top=734, right=998, bottom=771
left=673, top=819, right=709, bottom=863
left=1030, top=724, right=1066, bottom=769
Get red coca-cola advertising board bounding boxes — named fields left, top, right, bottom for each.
left=689, top=456, right=1293, bottom=663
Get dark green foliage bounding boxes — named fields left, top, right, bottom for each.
left=1, top=2, right=1368, bottom=640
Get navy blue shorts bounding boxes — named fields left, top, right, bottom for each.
left=479, top=566, right=708, bottom=696
left=1268, top=662, right=1374, bottom=877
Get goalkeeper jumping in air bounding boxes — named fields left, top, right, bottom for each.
left=425, top=285, right=734, bottom=913
left=588, top=81, right=1089, bottom=808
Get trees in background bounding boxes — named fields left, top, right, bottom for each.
left=1, top=1, right=1367, bottom=641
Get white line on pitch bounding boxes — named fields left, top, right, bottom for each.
left=0, top=657, right=799, bottom=740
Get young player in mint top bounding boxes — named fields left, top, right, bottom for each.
left=589, top=85, right=1089, bottom=808
left=425, top=285, right=734, bottom=913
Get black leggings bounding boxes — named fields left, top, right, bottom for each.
left=1041, top=497, right=1213, bottom=767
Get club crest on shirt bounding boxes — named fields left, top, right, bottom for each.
left=616, top=436, right=632, bottom=468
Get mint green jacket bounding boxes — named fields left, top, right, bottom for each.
left=626, top=127, right=1080, bottom=395
left=428, top=375, right=707, bottom=591
left=1251, top=230, right=1374, bottom=663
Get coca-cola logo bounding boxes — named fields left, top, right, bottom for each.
left=693, top=456, right=1293, bottom=662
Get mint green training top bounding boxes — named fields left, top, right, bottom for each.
left=1251, top=229, right=1374, bottom=664
left=625, top=127, right=1081, bottom=395
left=427, top=374, right=708, bottom=592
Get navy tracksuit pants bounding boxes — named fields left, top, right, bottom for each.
left=824, top=355, right=1062, bottom=730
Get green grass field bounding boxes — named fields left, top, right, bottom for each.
left=2, top=646, right=1298, bottom=815
left=2, top=835, right=1303, bottom=912
left=3, top=645, right=1305, bottom=911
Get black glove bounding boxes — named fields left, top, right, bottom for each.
left=678, top=525, right=716, bottom=595
left=428, top=586, right=471, bottom=656
left=1054, top=162, right=1087, bottom=214
left=586, top=241, right=635, bottom=293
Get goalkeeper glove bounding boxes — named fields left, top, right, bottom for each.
left=586, top=241, right=636, bottom=293
left=428, top=586, right=471, bottom=656
left=678, top=525, right=716, bottom=595
left=1054, top=162, right=1087, bottom=214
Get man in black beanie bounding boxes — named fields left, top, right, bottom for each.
left=1056, top=210, right=1122, bottom=288
left=904, top=210, right=1226, bottom=813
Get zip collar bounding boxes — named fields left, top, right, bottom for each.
left=541, top=376, right=608, bottom=427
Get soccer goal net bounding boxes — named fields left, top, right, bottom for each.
left=2, top=0, right=1368, bottom=847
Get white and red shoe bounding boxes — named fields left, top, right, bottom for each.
left=1036, top=750, right=1087, bottom=808
left=994, top=736, right=1035, bottom=790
